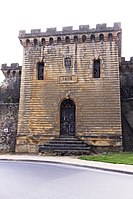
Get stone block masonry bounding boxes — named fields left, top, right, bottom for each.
left=16, top=22, right=122, bottom=153
left=0, top=103, right=18, bottom=153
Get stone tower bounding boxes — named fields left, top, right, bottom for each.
left=0, top=63, right=21, bottom=153
left=16, top=23, right=122, bottom=153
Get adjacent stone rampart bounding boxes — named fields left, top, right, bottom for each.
left=0, top=103, right=18, bottom=153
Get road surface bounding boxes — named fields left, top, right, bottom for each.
left=0, top=160, right=133, bottom=199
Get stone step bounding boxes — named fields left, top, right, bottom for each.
left=39, top=145, right=90, bottom=150
left=54, top=137, right=81, bottom=141
left=38, top=136, right=92, bottom=155
left=49, top=141, right=85, bottom=144
left=39, top=149, right=91, bottom=156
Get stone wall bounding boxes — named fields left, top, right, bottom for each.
left=121, top=99, right=133, bottom=151
left=120, top=57, right=133, bottom=151
left=16, top=23, right=122, bottom=153
left=0, top=63, right=21, bottom=153
left=120, top=57, right=133, bottom=99
left=0, top=103, right=18, bottom=153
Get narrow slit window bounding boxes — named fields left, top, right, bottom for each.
left=65, top=36, right=70, bottom=44
left=41, top=38, right=46, bottom=47
left=19, top=71, right=21, bottom=77
left=34, top=38, right=38, bottom=47
left=108, top=33, right=113, bottom=42
left=7, top=70, right=10, bottom=77
left=26, top=39, right=30, bottom=47
left=57, top=37, right=61, bottom=44
left=82, top=35, right=86, bottom=43
left=91, top=34, right=95, bottom=42
left=99, top=34, right=104, bottom=43
left=49, top=37, right=54, bottom=45
left=38, top=62, right=44, bottom=80
left=93, top=59, right=100, bottom=78
left=64, top=57, right=71, bottom=73
left=13, top=71, right=16, bottom=77
left=74, top=35, right=78, bottom=43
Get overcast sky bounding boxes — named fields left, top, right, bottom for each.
left=0, top=0, right=132, bottom=81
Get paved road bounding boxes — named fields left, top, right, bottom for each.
left=0, top=161, right=133, bottom=199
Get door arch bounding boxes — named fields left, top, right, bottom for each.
left=60, top=99, right=76, bottom=136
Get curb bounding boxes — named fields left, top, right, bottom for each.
left=0, top=158, right=133, bottom=176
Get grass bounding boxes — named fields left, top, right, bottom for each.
left=80, top=153, right=133, bottom=165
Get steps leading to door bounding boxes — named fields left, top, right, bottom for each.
left=38, top=136, right=93, bottom=155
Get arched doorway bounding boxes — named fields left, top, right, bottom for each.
left=60, top=99, right=76, bottom=136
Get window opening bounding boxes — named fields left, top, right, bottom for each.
left=41, top=38, right=46, bottom=47
left=57, top=37, right=61, bottom=44
left=93, top=59, right=100, bottom=78
left=26, top=39, right=30, bottom=47
left=34, top=38, right=38, bottom=47
left=13, top=71, right=16, bottom=77
left=64, top=57, right=71, bottom=73
left=19, top=71, right=21, bottom=77
left=38, top=62, right=44, bottom=80
left=82, top=35, right=86, bottom=43
left=91, top=34, right=95, bottom=42
left=108, top=33, right=113, bottom=42
left=65, top=36, right=70, bottom=44
left=49, top=37, right=54, bottom=45
left=7, top=70, right=10, bottom=77
left=99, top=34, right=104, bottom=43
left=74, top=35, right=78, bottom=43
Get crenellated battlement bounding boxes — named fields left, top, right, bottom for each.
left=19, top=22, right=121, bottom=38
left=120, top=57, right=133, bottom=73
left=1, top=63, right=21, bottom=70
left=1, top=63, right=21, bottom=77
left=121, top=57, right=133, bottom=64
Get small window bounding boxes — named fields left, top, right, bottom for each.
left=13, top=71, right=16, bottom=77
left=65, top=36, right=70, bottom=44
left=74, top=35, right=78, bottom=43
left=7, top=70, right=10, bottom=77
left=99, top=34, right=104, bottom=43
left=26, top=39, right=30, bottom=47
left=19, top=71, right=21, bottom=77
left=93, top=59, right=100, bottom=78
left=64, top=57, right=71, bottom=73
left=37, top=62, right=44, bottom=80
left=57, top=37, right=61, bottom=44
left=108, top=33, right=113, bottom=42
left=34, top=38, right=38, bottom=47
left=20, top=40, right=23, bottom=45
left=41, top=38, right=46, bottom=46
left=49, top=37, right=54, bottom=45
left=117, top=32, right=121, bottom=39
left=91, top=34, right=95, bottom=42
left=82, top=35, right=86, bottom=43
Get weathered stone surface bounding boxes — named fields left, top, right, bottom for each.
left=3, top=23, right=133, bottom=154
left=0, top=103, right=18, bottom=153
left=0, top=63, right=21, bottom=153
left=16, top=23, right=122, bottom=153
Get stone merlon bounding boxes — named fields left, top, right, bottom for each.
left=121, top=57, right=133, bottom=64
left=19, top=22, right=121, bottom=38
left=1, top=63, right=21, bottom=71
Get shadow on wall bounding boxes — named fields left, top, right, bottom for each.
left=0, top=71, right=5, bottom=83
